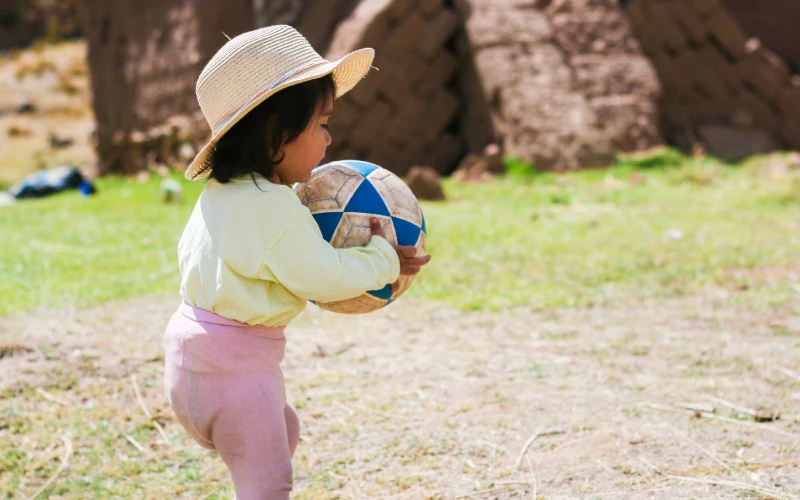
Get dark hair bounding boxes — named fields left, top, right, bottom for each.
left=195, top=74, right=336, bottom=183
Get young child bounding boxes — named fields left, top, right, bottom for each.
left=163, top=26, right=432, bottom=499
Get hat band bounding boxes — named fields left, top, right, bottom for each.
left=212, top=59, right=331, bottom=135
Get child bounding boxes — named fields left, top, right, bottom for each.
left=163, top=26, right=432, bottom=499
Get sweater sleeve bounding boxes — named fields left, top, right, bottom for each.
left=259, top=211, right=401, bottom=302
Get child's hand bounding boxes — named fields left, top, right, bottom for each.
left=370, top=218, right=432, bottom=292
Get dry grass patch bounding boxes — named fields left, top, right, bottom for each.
left=1, top=292, right=799, bottom=498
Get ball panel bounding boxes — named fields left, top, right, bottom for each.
left=416, top=230, right=427, bottom=254
left=295, top=183, right=308, bottom=205
left=340, top=160, right=380, bottom=177
left=366, top=283, right=393, bottom=300
left=369, top=169, right=422, bottom=226
left=311, top=212, right=343, bottom=242
left=329, top=213, right=396, bottom=249
left=316, top=292, right=388, bottom=314
left=392, top=216, right=421, bottom=247
left=344, top=179, right=391, bottom=216
left=303, top=164, right=363, bottom=212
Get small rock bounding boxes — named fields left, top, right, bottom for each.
left=483, top=143, right=504, bottom=173
left=754, top=410, right=780, bottom=422
left=698, top=125, right=779, bottom=163
left=452, top=154, right=494, bottom=183
left=406, top=166, right=445, bottom=201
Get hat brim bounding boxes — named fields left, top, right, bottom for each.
left=185, top=48, right=375, bottom=180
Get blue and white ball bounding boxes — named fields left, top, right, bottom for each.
left=293, top=160, right=427, bottom=314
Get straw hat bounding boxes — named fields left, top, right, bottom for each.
left=185, top=25, right=374, bottom=180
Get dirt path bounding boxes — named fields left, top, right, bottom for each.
left=1, top=292, right=799, bottom=499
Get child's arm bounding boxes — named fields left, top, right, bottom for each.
left=259, top=211, right=402, bottom=303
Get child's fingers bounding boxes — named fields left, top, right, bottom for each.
left=396, top=245, right=418, bottom=258
left=391, top=281, right=399, bottom=293
left=403, top=255, right=431, bottom=266
left=400, top=265, right=421, bottom=275
left=370, top=218, right=385, bottom=238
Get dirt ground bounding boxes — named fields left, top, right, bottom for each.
left=1, top=287, right=799, bottom=499
left=0, top=41, right=94, bottom=186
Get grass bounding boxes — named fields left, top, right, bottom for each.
left=2, top=150, right=800, bottom=317
left=0, top=175, right=204, bottom=316
left=2, top=150, right=800, bottom=499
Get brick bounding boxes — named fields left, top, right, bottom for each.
left=329, top=97, right=363, bottom=144
left=779, top=118, right=800, bottom=149
left=386, top=93, right=427, bottom=147
left=698, top=46, right=736, bottom=86
left=380, top=51, right=428, bottom=106
left=415, top=8, right=461, bottom=60
left=737, top=39, right=790, bottom=101
left=326, top=2, right=392, bottom=60
left=419, top=0, right=443, bottom=17
left=331, top=97, right=362, bottom=130
left=365, top=139, right=403, bottom=169
left=646, top=3, right=687, bottom=53
left=414, top=50, right=457, bottom=98
left=675, top=50, right=728, bottom=98
left=669, top=0, right=709, bottom=43
left=705, top=11, right=747, bottom=61
left=777, top=77, right=800, bottom=117
left=422, top=133, right=464, bottom=173
left=736, top=90, right=780, bottom=133
left=688, top=0, right=720, bottom=18
left=347, top=63, right=391, bottom=108
left=647, top=48, right=684, bottom=91
left=348, top=99, right=393, bottom=151
left=417, top=88, right=460, bottom=146
left=385, top=0, right=417, bottom=22
left=382, top=12, right=428, bottom=60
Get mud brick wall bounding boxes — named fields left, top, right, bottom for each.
left=624, top=0, right=800, bottom=160
left=325, top=0, right=464, bottom=175
left=721, top=0, right=800, bottom=71
left=253, top=0, right=361, bottom=54
left=457, top=0, right=662, bottom=171
left=79, top=0, right=253, bottom=174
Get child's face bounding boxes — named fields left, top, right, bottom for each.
left=274, top=100, right=333, bottom=185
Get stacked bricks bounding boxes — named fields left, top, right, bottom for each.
left=79, top=0, right=254, bottom=174
left=325, top=0, right=463, bottom=175
left=624, top=0, right=799, bottom=156
left=722, top=0, right=800, bottom=70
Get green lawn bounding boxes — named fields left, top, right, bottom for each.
left=1, top=150, right=799, bottom=317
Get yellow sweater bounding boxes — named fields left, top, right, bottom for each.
left=178, top=176, right=400, bottom=327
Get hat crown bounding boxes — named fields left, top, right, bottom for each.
left=196, top=25, right=324, bottom=133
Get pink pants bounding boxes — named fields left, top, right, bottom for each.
left=163, top=302, right=298, bottom=499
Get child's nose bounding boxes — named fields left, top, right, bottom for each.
left=324, top=129, right=332, bottom=146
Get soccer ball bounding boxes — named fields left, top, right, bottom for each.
left=293, top=160, right=427, bottom=314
